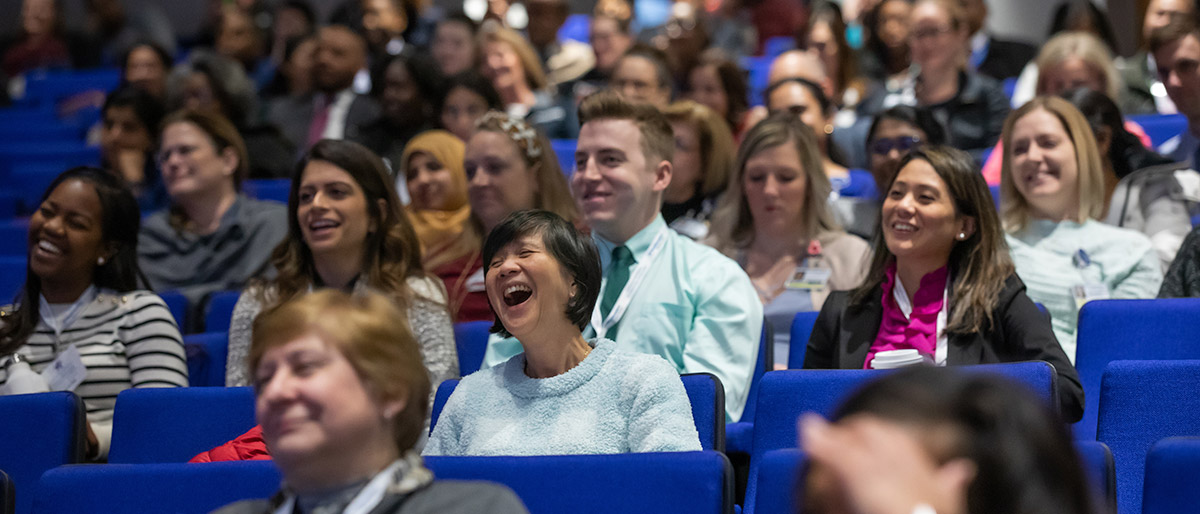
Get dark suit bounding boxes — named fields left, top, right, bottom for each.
left=974, top=36, right=1036, bottom=81
left=266, top=91, right=382, bottom=153
left=804, top=274, right=1084, bottom=422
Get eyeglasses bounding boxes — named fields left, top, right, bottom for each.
left=909, top=26, right=952, bottom=41
left=870, top=136, right=922, bottom=156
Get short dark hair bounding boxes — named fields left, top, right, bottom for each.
left=866, top=105, right=946, bottom=146
left=619, top=43, right=674, bottom=92
left=578, top=89, right=675, bottom=168
left=103, top=86, right=166, bottom=139
left=690, top=49, right=749, bottom=129
left=812, top=366, right=1096, bottom=514
left=439, top=70, right=504, bottom=113
left=764, top=76, right=831, bottom=114
left=1150, top=16, right=1200, bottom=54
left=481, top=210, right=601, bottom=338
left=120, top=40, right=172, bottom=75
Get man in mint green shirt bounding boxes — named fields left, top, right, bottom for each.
left=482, top=91, right=763, bottom=421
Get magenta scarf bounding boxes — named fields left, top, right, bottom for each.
left=864, top=262, right=950, bottom=369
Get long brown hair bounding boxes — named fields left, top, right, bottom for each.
left=851, top=146, right=1013, bottom=335
left=265, top=139, right=429, bottom=312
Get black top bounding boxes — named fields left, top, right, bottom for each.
left=1161, top=224, right=1200, bottom=299
left=803, top=274, right=1085, bottom=422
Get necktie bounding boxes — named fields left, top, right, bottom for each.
left=306, top=94, right=333, bottom=149
left=599, top=246, right=635, bottom=336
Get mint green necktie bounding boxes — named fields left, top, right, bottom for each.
left=599, top=246, right=635, bottom=336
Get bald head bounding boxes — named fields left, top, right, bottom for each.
left=767, top=50, right=834, bottom=100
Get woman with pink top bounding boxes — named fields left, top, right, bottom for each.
left=803, top=145, right=1083, bottom=422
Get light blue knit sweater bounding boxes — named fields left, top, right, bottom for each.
left=423, top=338, right=702, bottom=456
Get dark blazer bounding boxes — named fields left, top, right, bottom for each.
left=975, top=36, right=1036, bottom=81
left=266, top=91, right=382, bottom=152
left=803, top=274, right=1085, bottom=422
left=212, top=480, right=529, bottom=514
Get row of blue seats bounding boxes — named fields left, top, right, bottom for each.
left=2, top=359, right=1196, bottom=514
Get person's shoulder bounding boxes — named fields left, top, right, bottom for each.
left=821, top=231, right=870, bottom=255
left=1084, top=219, right=1156, bottom=248
left=404, top=480, right=527, bottom=514
left=406, top=275, right=448, bottom=304
left=239, top=195, right=288, bottom=216
left=673, top=233, right=745, bottom=272
left=139, top=209, right=173, bottom=233
left=209, top=498, right=273, bottom=514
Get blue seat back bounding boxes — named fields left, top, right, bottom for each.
left=33, top=461, right=281, bottom=514
left=108, top=387, right=257, bottom=463
left=1128, top=113, right=1188, bottom=148
left=243, top=179, right=291, bottom=205
left=0, top=220, right=29, bottom=257
left=0, top=392, right=84, bottom=514
left=549, top=139, right=576, bottom=179
left=748, top=448, right=805, bottom=514
left=1075, top=441, right=1115, bottom=513
left=184, top=332, right=230, bottom=387
left=0, top=257, right=26, bottom=304
left=787, top=311, right=820, bottom=369
left=557, top=14, right=590, bottom=43
left=453, top=320, right=492, bottom=375
left=1096, top=360, right=1200, bottom=514
left=1143, top=437, right=1200, bottom=514
left=204, top=290, right=243, bottom=333
left=740, top=320, right=772, bottom=423
left=424, top=451, right=731, bottom=514
left=965, top=360, right=1057, bottom=408
left=430, top=373, right=726, bottom=452
left=1074, top=298, right=1200, bottom=439
left=157, top=291, right=188, bottom=331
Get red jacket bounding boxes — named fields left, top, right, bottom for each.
left=189, top=425, right=271, bottom=463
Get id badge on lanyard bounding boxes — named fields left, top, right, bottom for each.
left=590, top=229, right=669, bottom=340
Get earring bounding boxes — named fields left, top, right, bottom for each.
left=824, top=124, right=834, bottom=135
left=97, top=257, right=106, bottom=266
left=957, top=233, right=966, bottom=240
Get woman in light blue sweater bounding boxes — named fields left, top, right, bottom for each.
left=424, top=210, right=702, bottom=456
left=1000, top=96, right=1162, bottom=363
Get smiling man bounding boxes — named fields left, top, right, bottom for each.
left=484, top=90, right=761, bottom=421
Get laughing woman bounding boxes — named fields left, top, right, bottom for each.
left=424, top=210, right=701, bottom=456
left=224, top=140, right=457, bottom=393
left=0, top=167, right=187, bottom=460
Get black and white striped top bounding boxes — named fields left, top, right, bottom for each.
left=0, top=289, right=188, bottom=456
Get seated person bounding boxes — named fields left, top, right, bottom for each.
left=865, top=105, right=947, bottom=199
left=801, top=366, right=1099, bottom=514
left=485, top=91, right=762, bottom=421
left=0, top=167, right=187, bottom=460
left=224, top=140, right=457, bottom=391
left=138, top=110, right=288, bottom=323
left=661, top=100, right=735, bottom=239
left=1001, top=97, right=1162, bottom=363
left=805, top=146, right=1083, bottom=422
left=211, top=290, right=528, bottom=514
left=424, top=210, right=701, bottom=456
left=706, top=113, right=868, bottom=365
left=1161, top=224, right=1200, bottom=298
left=98, top=86, right=168, bottom=211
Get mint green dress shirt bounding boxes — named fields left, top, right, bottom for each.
left=482, top=215, right=763, bottom=421
left=1007, top=219, right=1163, bottom=362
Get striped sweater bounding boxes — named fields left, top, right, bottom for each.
left=0, top=290, right=188, bottom=458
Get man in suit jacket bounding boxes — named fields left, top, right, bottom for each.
left=960, top=0, right=1035, bottom=81
left=267, top=25, right=381, bottom=153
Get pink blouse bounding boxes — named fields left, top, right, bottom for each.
left=864, top=263, right=949, bottom=369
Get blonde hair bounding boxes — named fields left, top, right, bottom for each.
left=1000, top=96, right=1106, bottom=232
left=479, top=24, right=549, bottom=91
left=709, top=112, right=841, bottom=251
left=248, top=290, right=431, bottom=453
left=1035, top=31, right=1121, bottom=101
left=663, top=100, right=735, bottom=198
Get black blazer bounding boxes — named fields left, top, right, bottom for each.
left=804, top=274, right=1084, bottom=422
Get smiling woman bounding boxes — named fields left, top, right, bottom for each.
left=424, top=210, right=701, bottom=456
left=223, top=140, right=458, bottom=402
left=804, top=146, right=1083, bottom=422
left=0, top=167, right=187, bottom=460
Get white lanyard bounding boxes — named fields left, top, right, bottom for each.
left=273, top=461, right=403, bottom=514
left=590, top=228, right=670, bottom=340
left=39, top=286, right=98, bottom=341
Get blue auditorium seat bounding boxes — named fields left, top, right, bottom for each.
left=746, top=448, right=804, bottom=514
left=0, top=256, right=26, bottom=304
left=0, top=392, right=85, bottom=514
left=762, top=36, right=796, bottom=58
left=33, top=461, right=281, bottom=514
left=424, top=451, right=731, bottom=514
left=1074, top=298, right=1200, bottom=440
left=108, top=387, right=257, bottom=464
left=1142, top=437, right=1200, bottom=514
left=557, top=14, right=590, bottom=44
left=726, top=321, right=771, bottom=455
left=787, top=311, right=820, bottom=369
left=1096, top=360, right=1200, bottom=514
left=184, top=332, right=231, bottom=387
left=157, top=290, right=188, bottom=330
left=1075, top=441, right=1116, bottom=513
left=0, top=470, right=12, bottom=514
left=243, top=179, right=291, bottom=205
left=741, top=56, right=773, bottom=107
left=453, top=320, right=492, bottom=375
left=549, top=139, right=576, bottom=178
left=1128, top=113, right=1188, bottom=149
left=430, top=373, right=727, bottom=452
left=16, top=68, right=120, bottom=107
left=204, top=290, right=242, bottom=333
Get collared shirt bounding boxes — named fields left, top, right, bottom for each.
left=482, top=215, right=763, bottom=421
left=318, top=89, right=359, bottom=141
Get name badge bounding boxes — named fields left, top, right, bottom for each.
left=787, top=267, right=832, bottom=290
left=43, top=344, right=87, bottom=392
left=1071, top=282, right=1110, bottom=310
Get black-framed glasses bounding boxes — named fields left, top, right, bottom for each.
left=870, top=136, right=922, bottom=156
